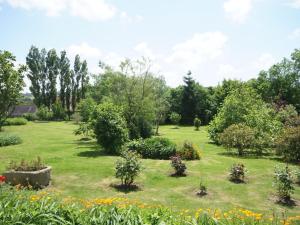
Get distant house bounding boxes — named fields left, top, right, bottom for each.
left=10, top=105, right=37, bottom=117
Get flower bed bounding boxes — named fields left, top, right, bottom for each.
left=0, top=185, right=299, bottom=225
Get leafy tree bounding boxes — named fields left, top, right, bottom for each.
left=91, top=102, right=128, bottom=154
left=52, top=101, right=66, bottom=120
left=46, top=49, right=59, bottom=108
left=170, top=112, right=181, bottom=128
left=59, top=50, right=70, bottom=109
left=77, top=97, right=96, bottom=122
left=0, top=51, right=25, bottom=130
left=208, top=86, right=282, bottom=148
left=219, top=124, right=256, bottom=156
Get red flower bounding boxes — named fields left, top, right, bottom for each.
left=0, top=175, right=6, bottom=183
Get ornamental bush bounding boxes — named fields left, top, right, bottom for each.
left=77, top=97, right=96, bottom=122
left=273, top=165, right=294, bottom=202
left=92, top=103, right=128, bottom=154
left=0, top=133, right=22, bottom=147
left=219, top=124, right=256, bottom=156
left=115, top=150, right=142, bottom=187
left=170, top=112, right=181, bottom=128
left=170, top=155, right=186, bottom=176
left=23, top=113, right=38, bottom=121
left=229, top=163, right=247, bottom=183
left=276, top=126, right=300, bottom=162
left=194, top=117, right=201, bottom=131
left=127, top=137, right=176, bottom=159
left=4, top=117, right=27, bottom=126
left=176, top=140, right=201, bottom=160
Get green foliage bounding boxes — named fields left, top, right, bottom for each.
left=294, top=168, right=300, bottom=185
left=197, top=179, right=207, bottom=196
left=229, top=163, right=247, bottom=183
left=0, top=50, right=25, bottom=131
left=23, top=113, right=38, bottom=121
left=77, top=97, right=96, bottom=122
left=36, top=106, right=53, bottom=121
left=52, top=102, right=66, bottom=120
left=208, top=86, right=282, bottom=148
left=276, top=126, right=300, bottom=162
left=127, top=137, right=176, bottom=159
left=170, top=155, right=186, bottom=176
left=219, top=124, right=256, bottom=156
left=170, top=112, right=181, bottom=127
left=0, top=133, right=22, bottom=147
left=115, top=150, right=142, bottom=187
left=7, top=157, right=45, bottom=172
left=194, top=117, right=201, bottom=131
left=74, top=122, right=92, bottom=139
left=273, top=165, right=294, bottom=202
left=92, top=103, right=128, bottom=154
left=276, top=105, right=298, bottom=124
left=177, top=140, right=201, bottom=160
left=4, top=117, right=27, bottom=126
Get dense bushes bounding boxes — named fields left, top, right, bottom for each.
left=127, top=137, right=176, bottom=159
left=229, top=163, right=247, bottom=183
left=115, top=151, right=142, bottom=187
left=219, top=124, right=256, bottom=156
left=177, top=140, right=201, bottom=160
left=0, top=133, right=22, bottom=147
left=4, top=117, right=27, bottom=126
left=36, top=106, right=53, bottom=121
left=273, top=166, right=294, bottom=202
left=276, top=126, right=300, bottom=162
left=92, top=103, right=128, bottom=154
left=23, top=113, right=38, bottom=121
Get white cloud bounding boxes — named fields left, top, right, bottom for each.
left=134, top=42, right=156, bottom=60
left=223, top=0, right=253, bottom=23
left=3, top=0, right=117, bottom=21
left=120, top=11, right=143, bottom=23
left=67, top=42, right=102, bottom=59
left=254, top=53, right=276, bottom=71
left=288, top=28, right=300, bottom=39
left=166, top=32, right=228, bottom=69
left=288, top=0, right=300, bottom=8
left=218, top=64, right=240, bottom=79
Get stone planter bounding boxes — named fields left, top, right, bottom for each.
left=4, top=166, right=51, bottom=188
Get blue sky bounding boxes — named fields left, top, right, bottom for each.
left=0, top=0, right=300, bottom=91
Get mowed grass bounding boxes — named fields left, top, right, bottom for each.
left=0, top=122, right=299, bottom=215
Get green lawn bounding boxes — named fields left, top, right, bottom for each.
left=0, top=122, right=299, bottom=215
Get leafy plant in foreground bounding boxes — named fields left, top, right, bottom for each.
left=273, top=165, right=294, bottom=203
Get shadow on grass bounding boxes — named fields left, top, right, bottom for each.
left=75, top=140, right=111, bottom=158
left=275, top=199, right=297, bottom=209
left=217, top=151, right=273, bottom=159
left=110, top=183, right=141, bottom=193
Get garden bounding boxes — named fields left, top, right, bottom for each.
left=0, top=47, right=300, bottom=224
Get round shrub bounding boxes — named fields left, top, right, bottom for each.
left=4, top=117, right=27, bottom=126
left=127, top=137, right=176, bottom=159
left=0, top=133, right=22, bottom=147
left=115, top=150, right=142, bottom=187
left=176, top=140, right=201, bottom=160
left=276, top=126, right=300, bottom=162
left=23, top=113, right=38, bottom=121
left=273, top=165, right=294, bottom=202
left=219, top=124, right=256, bottom=156
left=170, top=112, right=181, bottom=127
left=92, top=103, right=128, bottom=154
left=193, top=117, right=201, bottom=131
left=229, top=163, right=247, bottom=183
left=170, top=155, right=186, bottom=176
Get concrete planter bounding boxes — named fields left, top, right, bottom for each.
left=4, top=166, right=51, bottom=188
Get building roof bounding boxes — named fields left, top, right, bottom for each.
left=10, top=105, right=37, bottom=117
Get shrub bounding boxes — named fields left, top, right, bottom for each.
left=276, top=126, right=300, bottom=162
left=92, top=103, right=128, bottom=154
left=219, top=124, right=256, bottom=156
left=0, top=133, right=22, bottom=147
left=170, top=112, right=181, bottom=128
left=4, top=117, right=27, bottom=126
left=170, top=155, right=186, bottom=176
left=127, top=137, right=176, bottom=159
left=7, top=157, right=45, bottom=172
left=276, top=105, right=298, bottom=124
left=52, top=102, right=66, bottom=120
left=78, top=98, right=96, bottom=122
left=294, top=169, right=300, bottom=185
left=23, top=113, right=38, bottom=121
left=115, top=151, right=142, bottom=187
left=177, top=140, right=201, bottom=160
left=194, top=117, right=201, bottom=131
left=273, top=165, right=294, bottom=202
left=229, top=163, right=247, bottom=183
left=197, top=180, right=207, bottom=196
left=36, top=106, right=53, bottom=121
left=74, top=122, right=93, bottom=139
left=285, top=115, right=300, bottom=127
